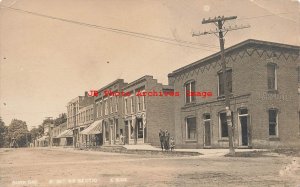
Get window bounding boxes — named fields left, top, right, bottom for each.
left=186, top=117, right=196, bottom=140
left=104, top=99, right=108, bottom=115
left=137, top=96, right=141, bottom=111
left=115, top=98, right=118, bottom=112
left=269, top=109, right=278, bottom=136
left=130, top=96, right=134, bottom=113
left=105, top=122, right=109, bottom=141
left=124, top=98, right=128, bottom=115
left=267, top=63, right=277, bottom=90
left=218, top=69, right=232, bottom=96
left=219, top=112, right=228, bottom=137
left=185, top=81, right=196, bottom=103
left=142, top=95, right=146, bottom=110
left=91, top=108, right=93, bottom=120
left=115, top=119, right=119, bottom=140
left=99, top=102, right=102, bottom=117
left=96, top=103, right=99, bottom=118
left=110, top=97, right=113, bottom=114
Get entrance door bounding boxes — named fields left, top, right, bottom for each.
left=240, top=116, right=248, bottom=146
left=124, top=122, right=129, bottom=144
left=204, top=121, right=211, bottom=146
left=110, top=126, right=113, bottom=144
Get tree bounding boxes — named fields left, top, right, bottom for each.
left=0, top=118, right=8, bottom=148
left=7, top=119, right=29, bottom=147
left=54, top=113, right=67, bottom=126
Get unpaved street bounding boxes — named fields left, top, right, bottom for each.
left=0, top=148, right=299, bottom=187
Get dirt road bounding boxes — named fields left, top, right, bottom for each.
left=0, top=148, right=299, bottom=187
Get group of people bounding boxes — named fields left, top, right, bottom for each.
left=159, top=129, right=175, bottom=151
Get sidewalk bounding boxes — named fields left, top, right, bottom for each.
left=123, top=144, right=267, bottom=157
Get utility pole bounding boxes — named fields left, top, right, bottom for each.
left=193, top=16, right=250, bottom=156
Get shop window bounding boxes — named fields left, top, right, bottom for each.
left=269, top=109, right=278, bottom=136
left=267, top=63, right=277, bottom=90
left=219, top=112, right=228, bottom=137
left=185, top=81, right=196, bottom=103
left=130, top=120, right=134, bottom=139
left=186, top=117, right=196, bottom=140
left=218, top=69, right=232, bottom=96
left=115, top=119, right=119, bottom=140
left=105, top=123, right=109, bottom=141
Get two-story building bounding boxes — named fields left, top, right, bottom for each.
left=122, top=75, right=175, bottom=146
left=66, top=93, right=94, bottom=147
left=168, top=39, right=300, bottom=149
left=93, top=79, right=128, bottom=146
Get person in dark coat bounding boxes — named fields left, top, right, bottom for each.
left=164, top=130, right=170, bottom=151
left=159, top=129, right=165, bottom=151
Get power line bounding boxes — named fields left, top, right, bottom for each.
left=0, top=5, right=219, bottom=52
left=237, top=12, right=296, bottom=20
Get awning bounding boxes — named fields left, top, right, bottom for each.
left=80, top=120, right=103, bottom=135
left=57, top=129, right=73, bottom=138
left=37, top=136, right=49, bottom=141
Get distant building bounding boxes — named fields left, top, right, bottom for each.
left=168, top=39, right=300, bottom=148
left=66, top=93, right=94, bottom=147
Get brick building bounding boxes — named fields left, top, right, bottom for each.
left=94, top=79, right=128, bottom=145
left=122, top=75, right=175, bottom=146
left=66, top=93, right=94, bottom=147
left=168, top=39, right=300, bottom=149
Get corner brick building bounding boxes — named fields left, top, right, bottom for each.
left=168, top=39, right=300, bottom=149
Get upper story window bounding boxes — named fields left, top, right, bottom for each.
left=104, top=99, right=108, bottom=115
left=137, top=96, right=141, bottom=112
left=130, top=96, right=134, bottom=113
left=218, top=69, right=232, bottom=96
left=267, top=63, right=277, bottom=91
left=269, top=109, right=278, bottom=136
left=91, top=108, right=93, bottom=120
left=110, top=97, right=113, bottom=114
left=185, top=81, right=196, bottom=103
left=142, top=95, right=146, bottom=110
left=124, top=97, right=128, bottom=115
left=115, top=97, right=118, bottom=112
left=96, top=103, right=99, bottom=118
left=99, top=101, right=102, bottom=117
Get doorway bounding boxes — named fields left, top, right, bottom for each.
left=124, top=121, right=129, bottom=144
left=239, top=109, right=249, bottom=146
left=203, top=114, right=211, bottom=147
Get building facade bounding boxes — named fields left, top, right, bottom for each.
left=94, top=79, right=128, bottom=146
left=66, top=93, right=94, bottom=147
left=168, top=39, right=300, bottom=149
left=122, top=75, right=175, bottom=146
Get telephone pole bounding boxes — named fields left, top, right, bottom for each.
left=193, top=16, right=250, bottom=156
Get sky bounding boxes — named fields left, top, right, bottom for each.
left=0, top=0, right=299, bottom=129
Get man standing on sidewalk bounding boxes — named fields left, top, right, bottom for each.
left=159, top=129, right=165, bottom=151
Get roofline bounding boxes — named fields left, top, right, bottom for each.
left=97, top=79, right=126, bottom=92
left=168, top=39, right=300, bottom=77
left=123, top=75, right=153, bottom=90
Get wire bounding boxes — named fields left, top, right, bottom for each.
left=0, top=5, right=219, bottom=52
left=237, top=12, right=296, bottom=20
